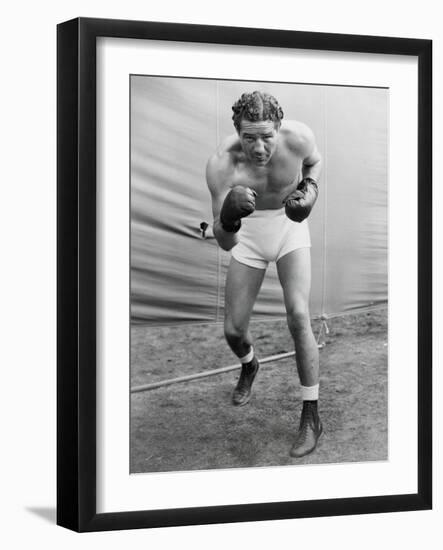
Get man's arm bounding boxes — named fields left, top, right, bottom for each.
left=284, top=125, right=322, bottom=222
left=285, top=122, right=322, bottom=182
left=302, top=144, right=322, bottom=182
left=205, top=154, right=241, bottom=252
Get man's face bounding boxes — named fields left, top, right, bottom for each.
left=238, top=119, right=279, bottom=166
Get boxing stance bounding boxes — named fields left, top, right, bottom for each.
left=206, top=91, right=322, bottom=458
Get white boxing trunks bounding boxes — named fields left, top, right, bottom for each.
left=231, top=208, right=311, bottom=270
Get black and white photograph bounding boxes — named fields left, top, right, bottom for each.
left=130, top=76, right=388, bottom=473
left=54, top=15, right=432, bottom=534
left=1, top=0, right=438, bottom=544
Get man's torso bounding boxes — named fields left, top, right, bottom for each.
left=218, top=121, right=308, bottom=210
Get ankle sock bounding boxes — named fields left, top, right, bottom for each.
left=239, top=346, right=254, bottom=364
left=301, top=383, right=319, bottom=401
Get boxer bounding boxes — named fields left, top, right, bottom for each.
left=206, top=91, right=322, bottom=458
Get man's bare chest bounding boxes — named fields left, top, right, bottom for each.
left=231, top=156, right=302, bottom=195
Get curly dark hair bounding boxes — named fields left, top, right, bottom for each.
left=232, top=91, right=284, bottom=131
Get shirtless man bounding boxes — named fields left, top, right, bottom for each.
left=206, top=91, right=323, bottom=457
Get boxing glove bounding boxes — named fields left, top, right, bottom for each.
left=284, top=178, right=318, bottom=223
left=220, top=186, right=257, bottom=232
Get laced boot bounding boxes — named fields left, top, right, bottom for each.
left=232, top=356, right=260, bottom=406
left=290, top=400, right=323, bottom=457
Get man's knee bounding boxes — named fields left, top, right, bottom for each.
left=286, top=303, right=310, bottom=332
left=224, top=318, right=247, bottom=342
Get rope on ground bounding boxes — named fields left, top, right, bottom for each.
left=131, top=329, right=326, bottom=394
left=131, top=315, right=329, bottom=394
left=131, top=350, right=296, bottom=394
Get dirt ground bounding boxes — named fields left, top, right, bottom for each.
left=130, top=308, right=388, bottom=473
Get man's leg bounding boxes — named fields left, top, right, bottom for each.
left=225, top=257, right=266, bottom=405
left=277, top=247, right=323, bottom=457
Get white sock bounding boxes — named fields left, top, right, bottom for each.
left=301, top=383, right=319, bottom=401
left=239, top=346, right=254, bottom=364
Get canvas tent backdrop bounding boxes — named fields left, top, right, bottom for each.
left=130, top=76, right=388, bottom=326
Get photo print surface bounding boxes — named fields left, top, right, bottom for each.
left=129, top=76, right=388, bottom=474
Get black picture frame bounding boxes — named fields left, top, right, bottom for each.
left=57, top=17, right=432, bottom=532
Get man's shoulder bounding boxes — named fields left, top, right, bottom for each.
left=280, top=120, right=315, bottom=154
left=216, top=133, right=242, bottom=158
left=207, top=135, right=240, bottom=172
left=206, top=134, right=239, bottom=189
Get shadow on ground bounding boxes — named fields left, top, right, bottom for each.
left=26, top=507, right=56, bottom=524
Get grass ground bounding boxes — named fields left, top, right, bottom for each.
left=130, top=308, right=388, bottom=473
